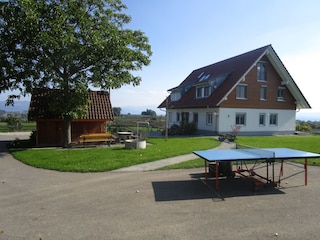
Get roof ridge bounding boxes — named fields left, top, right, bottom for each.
left=194, top=44, right=272, bottom=72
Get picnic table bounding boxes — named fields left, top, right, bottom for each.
left=117, top=131, right=133, bottom=143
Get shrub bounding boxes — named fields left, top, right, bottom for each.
left=167, top=122, right=197, bottom=136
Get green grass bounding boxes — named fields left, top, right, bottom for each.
left=0, top=122, right=36, bottom=132
left=236, top=135, right=320, bottom=153
left=162, top=135, right=320, bottom=170
left=10, top=137, right=219, bottom=172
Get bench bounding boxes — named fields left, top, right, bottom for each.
left=79, top=133, right=115, bottom=146
left=218, top=134, right=236, bottom=142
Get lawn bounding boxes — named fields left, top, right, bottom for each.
left=10, top=137, right=219, bottom=172
left=161, top=135, right=320, bottom=170
left=0, top=121, right=36, bottom=132
left=10, top=135, right=320, bottom=172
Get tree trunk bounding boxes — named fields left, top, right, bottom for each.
left=63, top=117, right=72, bottom=148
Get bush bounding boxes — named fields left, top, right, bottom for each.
left=296, top=123, right=312, bottom=133
left=167, top=122, right=197, bottom=136
left=8, top=131, right=36, bottom=148
left=6, top=115, right=22, bottom=131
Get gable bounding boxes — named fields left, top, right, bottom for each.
left=28, top=89, right=114, bottom=121
left=219, top=56, right=297, bottom=110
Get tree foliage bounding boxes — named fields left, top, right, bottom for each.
left=6, top=114, right=22, bottom=131
left=296, top=121, right=313, bottom=133
left=141, top=109, right=156, bottom=117
left=112, top=107, right=121, bottom=117
left=0, top=0, right=152, bottom=146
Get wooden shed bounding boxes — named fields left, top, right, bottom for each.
left=28, top=90, right=114, bottom=146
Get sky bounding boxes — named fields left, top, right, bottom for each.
left=1, top=0, right=320, bottom=120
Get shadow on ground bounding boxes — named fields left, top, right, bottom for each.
left=152, top=172, right=285, bottom=202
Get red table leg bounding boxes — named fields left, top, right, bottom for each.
left=204, top=160, right=208, bottom=180
left=304, top=158, right=308, bottom=185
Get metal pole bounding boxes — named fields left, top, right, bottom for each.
left=304, top=158, right=308, bottom=185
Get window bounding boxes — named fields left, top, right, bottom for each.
left=193, top=112, right=198, bottom=123
left=236, top=84, right=247, bottom=99
left=259, top=113, right=265, bottom=126
left=260, top=85, right=267, bottom=100
left=236, top=113, right=246, bottom=125
left=170, top=91, right=181, bottom=102
left=204, top=86, right=210, bottom=97
left=269, top=113, right=278, bottom=125
left=176, top=112, right=180, bottom=122
left=196, top=87, right=202, bottom=98
left=277, top=87, right=285, bottom=101
left=257, top=62, right=267, bottom=81
left=206, top=112, right=213, bottom=125
left=181, top=112, right=189, bottom=124
left=196, top=85, right=211, bottom=98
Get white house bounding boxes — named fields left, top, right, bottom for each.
left=158, top=45, right=311, bottom=135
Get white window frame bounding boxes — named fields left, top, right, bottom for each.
left=193, top=112, right=198, bottom=124
left=277, top=87, right=285, bottom=101
left=206, top=112, right=213, bottom=126
left=203, top=86, right=210, bottom=97
left=236, top=84, right=247, bottom=99
left=260, top=85, right=267, bottom=100
left=257, top=62, right=267, bottom=82
left=269, top=113, right=278, bottom=126
left=196, top=85, right=211, bottom=98
left=196, top=87, right=202, bottom=98
left=259, top=113, right=266, bottom=126
left=235, top=113, right=246, bottom=125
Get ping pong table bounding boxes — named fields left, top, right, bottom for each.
left=193, top=146, right=320, bottom=191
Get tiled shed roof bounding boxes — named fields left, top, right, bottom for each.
left=28, top=90, right=114, bottom=121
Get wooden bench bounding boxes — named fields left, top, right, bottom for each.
left=79, top=133, right=115, bottom=146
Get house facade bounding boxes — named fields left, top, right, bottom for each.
left=158, top=45, right=310, bottom=135
left=28, top=90, right=114, bottom=146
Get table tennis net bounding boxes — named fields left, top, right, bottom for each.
left=236, top=144, right=275, bottom=159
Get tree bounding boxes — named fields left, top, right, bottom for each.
left=141, top=109, right=157, bottom=117
left=112, top=107, right=121, bottom=117
left=6, top=114, right=22, bottom=131
left=0, top=0, right=152, bottom=147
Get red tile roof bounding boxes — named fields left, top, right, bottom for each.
left=158, top=45, right=270, bottom=109
left=28, top=90, right=114, bottom=121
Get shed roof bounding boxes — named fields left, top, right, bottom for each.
left=28, top=90, right=114, bottom=121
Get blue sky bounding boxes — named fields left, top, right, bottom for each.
left=1, top=0, right=320, bottom=119
left=112, top=0, right=320, bottom=119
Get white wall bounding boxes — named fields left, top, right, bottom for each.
left=167, top=108, right=219, bottom=132
left=218, top=108, right=296, bottom=135
left=167, top=108, right=296, bottom=135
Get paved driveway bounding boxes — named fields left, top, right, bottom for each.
left=1, top=133, right=320, bottom=240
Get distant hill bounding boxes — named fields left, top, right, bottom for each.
left=0, top=100, right=30, bottom=112
left=0, top=100, right=317, bottom=121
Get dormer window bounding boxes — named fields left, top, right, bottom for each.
left=170, top=90, right=181, bottom=102
left=196, top=85, right=211, bottom=98
left=257, top=62, right=267, bottom=81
